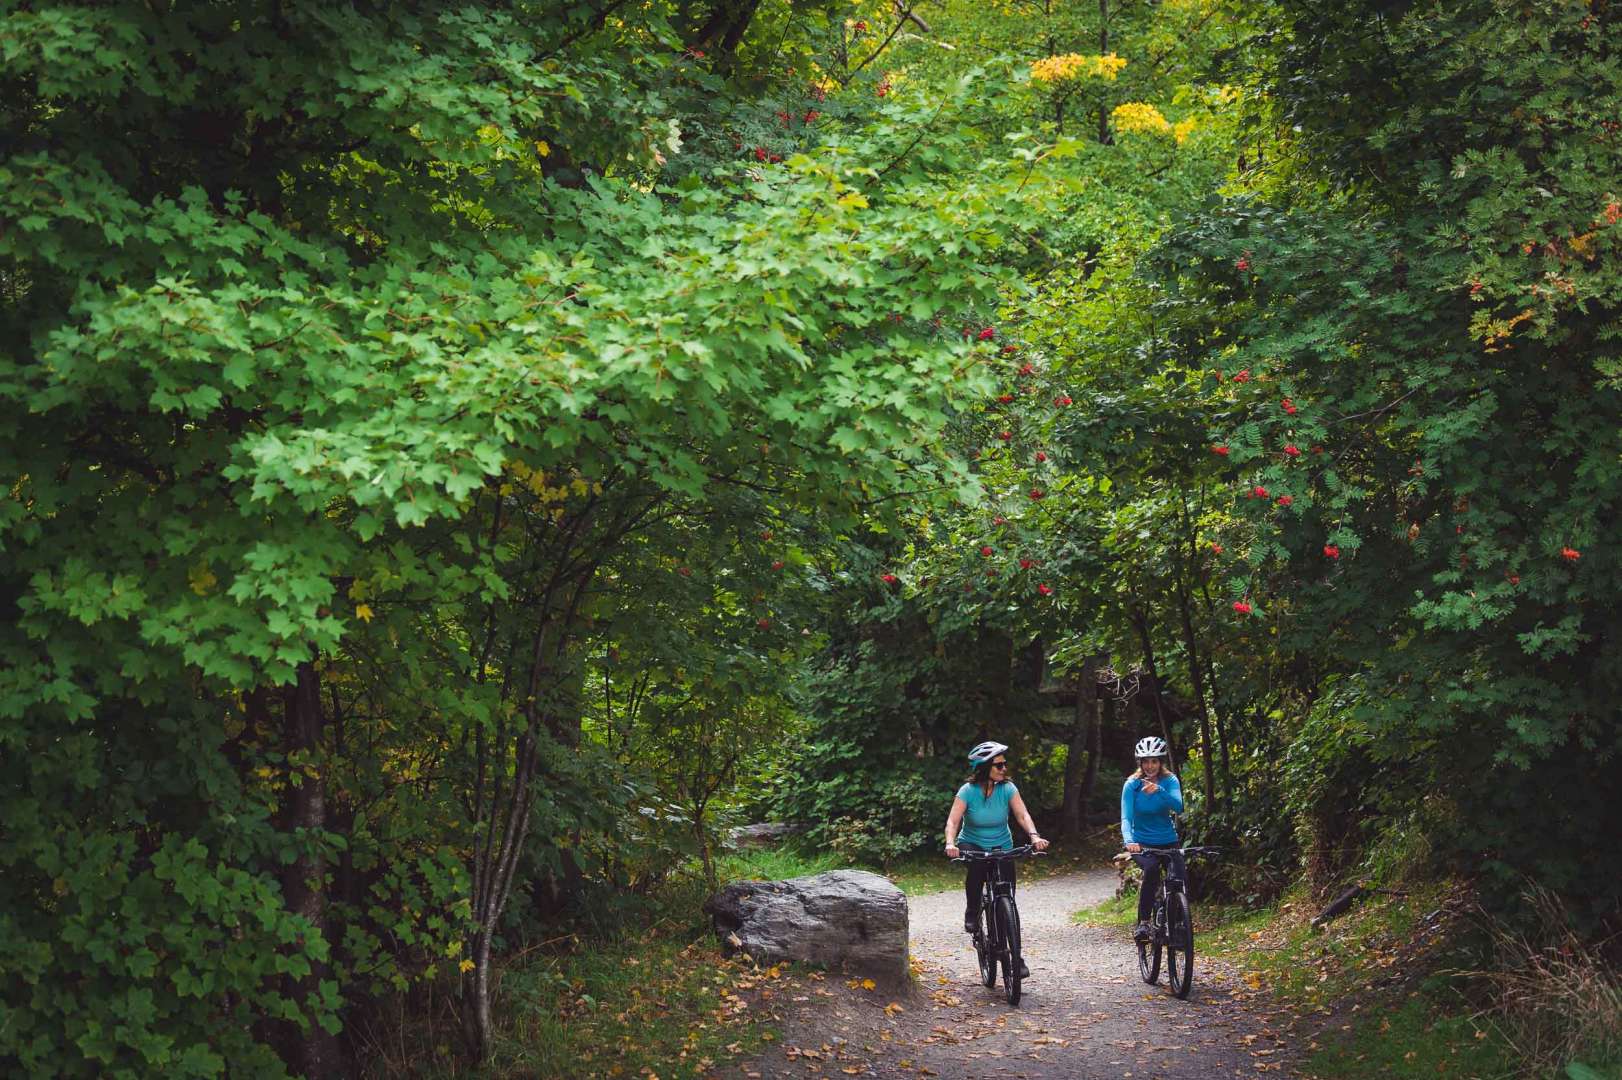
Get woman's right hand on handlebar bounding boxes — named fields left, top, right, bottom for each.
left=945, top=845, right=960, bottom=859
left=1126, top=842, right=1142, bottom=853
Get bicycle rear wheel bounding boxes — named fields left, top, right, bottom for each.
left=995, top=895, right=1022, bottom=1006
left=976, top=904, right=997, bottom=987
left=1165, top=892, right=1194, bottom=999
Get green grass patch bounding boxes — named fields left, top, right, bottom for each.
left=484, top=934, right=780, bottom=1078
left=887, top=843, right=1117, bottom=896
left=1071, top=881, right=1258, bottom=935
left=365, top=931, right=782, bottom=1079
left=1197, top=883, right=1513, bottom=1080
left=1072, top=890, right=1137, bottom=928
left=715, top=845, right=845, bottom=884
left=1304, top=995, right=1505, bottom=1079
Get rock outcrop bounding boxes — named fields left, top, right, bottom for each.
left=703, top=870, right=909, bottom=985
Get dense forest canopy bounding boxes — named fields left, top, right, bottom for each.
left=2, top=0, right=1618, bottom=1075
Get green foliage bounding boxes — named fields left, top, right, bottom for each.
left=2, top=0, right=1044, bottom=1070
left=6, top=0, right=1620, bottom=1073
left=1139, top=0, right=1622, bottom=922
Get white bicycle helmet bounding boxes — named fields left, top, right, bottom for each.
left=967, top=741, right=1009, bottom=766
left=1134, top=735, right=1168, bottom=759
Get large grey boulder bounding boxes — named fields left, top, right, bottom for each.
left=703, top=869, right=909, bottom=985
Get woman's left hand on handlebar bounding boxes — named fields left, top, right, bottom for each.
left=1032, top=837, right=1049, bottom=852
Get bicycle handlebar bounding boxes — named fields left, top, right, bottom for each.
left=951, top=844, right=1047, bottom=863
left=1116, top=845, right=1221, bottom=858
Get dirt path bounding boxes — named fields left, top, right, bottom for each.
left=734, top=868, right=1300, bottom=1079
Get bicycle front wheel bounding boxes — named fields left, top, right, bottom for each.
left=1137, top=899, right=1163, bottom=984
left=1165, top=892, right=1194, bottom=999
left=976, top=905, right=997, bottom=988
left=995, top=895, right=1022, bottom=1006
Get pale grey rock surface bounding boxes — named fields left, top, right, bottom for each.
left=704, top=869, right=909, bottom=984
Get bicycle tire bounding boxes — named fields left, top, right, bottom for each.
left=1136, top=917, right=1161, bottom=985
left=1166, top=892, right=1194, bottom=999
left=977, top=904, right=997, bottom=987
left=995, top=895, right=1022, bottom=1006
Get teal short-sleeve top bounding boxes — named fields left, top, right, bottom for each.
left=955, top=781, right=1017, bottom=849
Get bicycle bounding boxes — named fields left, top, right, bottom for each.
left=1117, top=845, right=1220, bottom=999
left=953, top=845, right=1044, bottom=1006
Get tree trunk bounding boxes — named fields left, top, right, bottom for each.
left=1129, top=607, right=1175, bottom=770
left=1058, top=654, right=1107, bottom=835
left=273, top=659, right=346, bottom=1079
left=1088, top=692, right=1110, bottom=812
left=1205, top=651, right=1233, bottom=807
left=1177, top=491, right=1224, bottom=809
left=1175, top=582, right=1219, bottom=811
left=464, top=570, right=592, bottom=1060
left=1096, top=0, right=1113, bottom=145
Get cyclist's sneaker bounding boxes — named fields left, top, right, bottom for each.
left=1018, top=959, right=1031, bottom=980
left=964, top=917, right=977, bottom=934
left=1133, top=921, right=1152, bottom=941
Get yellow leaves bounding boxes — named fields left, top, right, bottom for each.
left=1030, top=52, right=1127, bottom=83
left=188, top=563, right=217, bottom=596
left=1111, top=102, right=1173, bottom=136
left=1173, top=117, right=1199, bottom=144
left=837, top=191, right=869, bottom=210
left=535, top=139, right=551, bottom=157
left=1243, top=970, right=1265, bottom=989
left=845, top=977, right=877, bottom=991
left=504, top=459, right=595, bottom=505
left=1475, top=307, right=1537, bottom=351
left=459, top=959, right=475, bottom=973
left=883, top=1001, right=904, bottom=1015
left=354, top=603, right=374, bottom=622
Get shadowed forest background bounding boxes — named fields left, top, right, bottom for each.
left=3, top=0, right=1620, bottom=1076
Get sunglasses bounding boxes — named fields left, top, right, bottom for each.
left=990, top=760, right=1010, bottom=769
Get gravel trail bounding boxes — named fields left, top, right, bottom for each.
left=735, top=868, right=1300, bottom=1080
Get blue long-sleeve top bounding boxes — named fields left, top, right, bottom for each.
left=1121, top=772, right=1183, bottom=847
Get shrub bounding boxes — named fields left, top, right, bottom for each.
left=1465, top=887, right=1622, bottom=1078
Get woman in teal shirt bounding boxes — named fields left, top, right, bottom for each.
left=1121, top=735, right=1184, bottom=940
left=944, top=741, right=1049, bottom=956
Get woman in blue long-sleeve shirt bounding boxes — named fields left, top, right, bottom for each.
left=1120, top=735, right=1185, bottom=940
